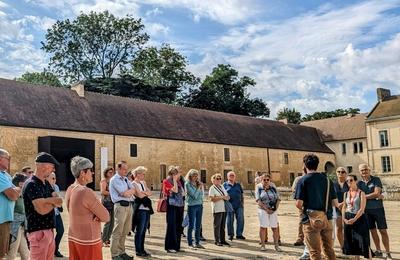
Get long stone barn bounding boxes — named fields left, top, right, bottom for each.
left=0, top=78, right=335, bottom=190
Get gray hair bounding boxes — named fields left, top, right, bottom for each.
left=132, top=166, right=147, bottom=177
left=185, top=169, right=199, bottom=182
left=0, top=148, right=9, bottom=158
left=70, top=156, right=93, bottom=178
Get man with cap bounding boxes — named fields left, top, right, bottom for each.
left=23, top=152, right=63, bottom=260
left=0, top=148, right=21, bottom=258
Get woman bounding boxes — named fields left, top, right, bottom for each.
left=255, top=174, right=281, bottom=252
left=47, top=172, right=64, bottom=257
left=65, top=156, right=110, bottom=260
left=185, top=169, right=205, bottom=249
left=342, top=174, right=371, bottom=259
left=209, top=173, right=230, bottom=247
left=100, top=167, right=114, bottom=247
left=163, top=166, right=185, bottom=253
left=131, top=166, right=153, bottom=257
left=334, top=167, right=349, bottom=248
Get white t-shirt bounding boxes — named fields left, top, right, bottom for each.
left=133, top=181, right=149, bottom=210
left=209, top=185, right=227, bottom=213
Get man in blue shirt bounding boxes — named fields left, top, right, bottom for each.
left=0, top=148, right=20, bottom=258
left=357, top=164, right=392, bottom=259
left=223, top=171, right=245, bottom=241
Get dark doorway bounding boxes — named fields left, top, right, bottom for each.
left=38, top=136, right=95, bottom=191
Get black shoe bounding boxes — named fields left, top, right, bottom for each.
left=200, top=237, right=206, bottom=241
left=228, top=235, right=233, bottom=241
left=54, top=251, right=64, bottom=257
left=136, top=251, right=151, bottom=257
left=121, top=253, right=134, bottom=260
left=221, top=241, right=231, bottom=246
left=278, top=239, right=282, bottom=246
left=214, top=242, right=223, bottom=246
left=374, top=250, right=383, bottom=257
left=236, top=235, right=246, bottom=240
left=294, top=241, right=304, bottom=246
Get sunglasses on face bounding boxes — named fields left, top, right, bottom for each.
left=346, top=179, right=354, bottom=183
left=215, top=177, right=222, bottom=180
left=337, top=171, right=346, bottom=174
left=263, top=179, right=270, bottom=182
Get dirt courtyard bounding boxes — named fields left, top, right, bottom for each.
left=52, top=194, right=400, bottom=260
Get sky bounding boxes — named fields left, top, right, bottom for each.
left=1, top=0, right=400, bottom=117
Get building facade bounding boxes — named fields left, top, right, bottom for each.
left=0, top=79, right=334, bottom=190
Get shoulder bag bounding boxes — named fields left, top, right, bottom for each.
left=156, top=183, right=167, bottom=213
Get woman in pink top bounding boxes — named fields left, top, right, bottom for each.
left=65, top=156, right=110, bottom=260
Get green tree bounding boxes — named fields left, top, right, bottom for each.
left=302, top=108, right=360, bottom=121
left=17, top=71, right=63, bottom=87
left=276, top=108, right=302, bottom=124
left=128, top=44, right=199, bottom=103
left=41, top=11, right=149, bottom=84
left=184, top=64, right=270, bottom=117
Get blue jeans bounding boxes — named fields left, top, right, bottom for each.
left=226, top=206, right=244, bottom=237
left=187, top=204, right=203, bottom=246
left=134, top=209, right=150, bottom=254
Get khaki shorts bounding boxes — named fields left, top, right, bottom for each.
left=0, top=222, right=11, bottom=257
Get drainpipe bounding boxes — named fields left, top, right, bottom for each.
left=113, top=135, right=116, bottom=168
left=267, top=148, right=271, bottom=174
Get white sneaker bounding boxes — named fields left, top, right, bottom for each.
left=386, top=252, right=393, bottom=260
left=260, top=245, right=266, bottom=251
left=299, top=253, right=310, bottom=260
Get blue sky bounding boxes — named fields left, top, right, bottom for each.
left=1, top=0, right=400, bottom=117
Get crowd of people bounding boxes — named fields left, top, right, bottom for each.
left=0, top=148, right=393, bottom=260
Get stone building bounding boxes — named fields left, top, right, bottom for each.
left=0, top=78, right=334, bottom=190
left=301, top=113, right=368, bottom=174
left=366, top=88, right=400, bottom=188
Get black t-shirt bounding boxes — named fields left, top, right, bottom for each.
left=295, top=172, right=337, bottom=223
left=357, top=175, right=383, bottom=210
left=333, top=181, right=349, bottom=203
left=23, top=175, right=55, bottom=232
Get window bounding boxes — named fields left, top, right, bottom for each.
left=347, top=166, right=353, bottom=173
left=200, top=169, right=207, bottom=184
left=353, top=142, right=358, bottom=154
left=160, top=164, right=166, bottom=181
left=379, top=130, right=389, bottom=147
left=341, top=143, right=346, bottom=155
left=283, top=153, right=289, bottom=164
left=381, top=156, right=391, bottom=173
left=247, top=171, right=254, bottom=184
left=358, top=142, right=363, bottom=153
left=223, top=169, right=231, bottom=182
left=224, top=148, right=230, bottom=162
left=130, top=144, right=137, bottom=157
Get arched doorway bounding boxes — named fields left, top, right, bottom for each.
left=324, top=161, right=335, bottom=175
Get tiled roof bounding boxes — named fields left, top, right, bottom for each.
left=301, top=113, right=367, bottom=141
left=0, top=78, right=332, bottom=153
left=367, top=95, right=400, bottom=121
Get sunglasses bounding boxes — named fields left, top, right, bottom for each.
left=215, top=177, right=222, bottom=180
left=28, top=171, right=34, bottom=174
left=263, top=179, right=270, bottom=182
left=337, top=171, right=346, bottom=174
left=346, top=179, right=354, bottom=183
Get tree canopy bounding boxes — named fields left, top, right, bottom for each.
left=276, top=108, right=302, bottom=124
left=302, top=108, right=360, bottom=121
left=184, top=64, right=270, bottom=117
left=17, top=71, right=64, bottom=87
left=41, top=11, right=149, bottom=84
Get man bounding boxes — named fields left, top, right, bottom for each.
left=109, top=161, right=136, bottom=260
left=0, top=149, right=20, bottom=258
left=22, top=152, right=63, bottom=260
left=47, top=172, right=64, bottom=257
left=291, top=172, right=305, bottom=247
left=333, top=167, right=349, bottom=249
left=295, top=154, right=337, bottom=260
left=357, top=164, right=392, bottom=259
left=21, top=166, right=34, bottom=178
left=223, top=171, right=245, bottom=241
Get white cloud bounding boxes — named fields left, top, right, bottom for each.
left=145, top=7, right=162, bottom=17
left=146, top=22, right=170, bottom=37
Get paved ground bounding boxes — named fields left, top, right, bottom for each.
left=51, top=194, right=400, bottom=260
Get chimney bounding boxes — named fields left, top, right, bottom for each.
left=377, top=88, right=391, bottom=102
left=71, top=83, right=85, bottom=98
left=278, top=118, right=288, bottom=124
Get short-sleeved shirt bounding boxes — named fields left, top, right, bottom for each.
left=223, top=182, right=243, bottom=209
left=295, top=172, right=337, bottom=223
left=209, top=185, right=228, bottom=213
left=23, top=175, right=55, bottom=232
left=0, top=171, right=15, bottom=224
left=109, top=173, right=134, bottom=203
left=333, top=181, right=349, bottom=203
left=357, top=176, right=383, bottom=210
left=255, top=183, right=280, bottom=210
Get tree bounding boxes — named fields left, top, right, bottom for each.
left=128, top=44, right=199, bottom=103
left=83, top=75, right=178, bottom=103
left=17, top=71, right=64, bottom=87
left=184, top=64, right=270, bottom=117
left=302, top=108, right=360, bottom=121
left=41, top=11, right=149, bottom=84
left=276, top=108, right=302, bottom=124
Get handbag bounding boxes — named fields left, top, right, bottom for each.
left=307, top=176, right=330, bottom=230
left=157, top=183, right=167, bottom=213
